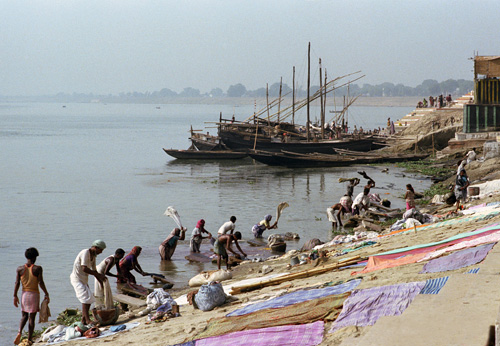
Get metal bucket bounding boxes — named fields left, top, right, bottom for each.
left=468, top=186, right=480, bottom=196
left=290, top=256, right=299, bottom=266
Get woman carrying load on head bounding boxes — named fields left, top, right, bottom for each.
left=251, top=214, right=277, bottom=238
left=159, top=227, right=186, bottom=260
left=118, top=246, right=148, bottom=284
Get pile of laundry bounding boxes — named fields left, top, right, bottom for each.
left=390, top=208, right=437, bottom=232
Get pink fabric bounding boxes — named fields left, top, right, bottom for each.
left=196, top=219, right=205, bottom=229
left=352, top=227, right=500, bottom=275
left=21, top=291, right=40, bottom=313
left=195, top=321, right=324, bottom=346
left=419, top=231, right=500, bottom=262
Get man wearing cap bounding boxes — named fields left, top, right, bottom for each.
left=70, top=240, right=107, bottom=325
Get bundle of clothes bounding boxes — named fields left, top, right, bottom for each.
left=390, top=208, right=436, bottom=232
left=139, top=287, right=179, bottom=322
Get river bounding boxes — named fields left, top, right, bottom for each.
left=0, top=101, right=430, bottom=343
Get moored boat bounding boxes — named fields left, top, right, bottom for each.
left=248, top=150, right=428, bottom=168
left=163, top=148, right=248, bottom=160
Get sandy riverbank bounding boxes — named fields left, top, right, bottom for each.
left=41, top=153, right=500, bottom=345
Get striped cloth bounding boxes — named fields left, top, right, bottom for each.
left=227, top=279, right=361, bottom=317
left=195, top=321, right=324, bottom=346
left=466, top=267, right=480, bottom=274
left=329, top=281, right=425, bottom=333
left=419, top=277, right=449, bottom=295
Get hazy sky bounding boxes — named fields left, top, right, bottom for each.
left=1, top=0, right=500, bottom=96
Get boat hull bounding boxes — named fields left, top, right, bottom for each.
left=163, top=148, right=248, bottom=160
left=248, top=150, right=428, bottom=168
left=220, top=130, right=381, bottom=154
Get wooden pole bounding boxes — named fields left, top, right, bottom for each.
left=307, top=42, right=311, bottom=142
left=266, top=83, right=270, bottom=126
left=292, top=66, right=295, bottom=126
left=278, top=77, right=282, bottom=123
left=432, top=133, right=435, bottom=157
left=319, top=58, right=324, bottom=139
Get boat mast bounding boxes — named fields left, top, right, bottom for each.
left=324, top=69, right=328, bottom=130
left=278, top=77, right=282, bottom=124
left=292, top=66, right=296, bottom=126
left=319, top=58, right=324, bottom=139
left=307, top=42, right=311, bottom=142
left=266, top=83, right=270, bottom=126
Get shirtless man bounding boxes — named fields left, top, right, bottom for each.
left=214, top=231, right=247, bottom=270
left=13, top=247, right=50, bottom=345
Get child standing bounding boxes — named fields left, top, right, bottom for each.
left=13, top=247, right=50, bottom=345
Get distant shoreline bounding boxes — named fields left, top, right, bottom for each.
left=0, top=96, right=422, bottom=108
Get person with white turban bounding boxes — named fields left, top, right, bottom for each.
left=70, top=240, right=107, bottom=325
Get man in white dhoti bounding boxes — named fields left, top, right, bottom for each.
left=70, top=240, right=107, bottom=325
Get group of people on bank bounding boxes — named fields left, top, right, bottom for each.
left=13, top=210, right=285, bottom=344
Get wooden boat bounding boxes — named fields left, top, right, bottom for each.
left=248, top=150, right=428, bottom=168
left=219, top=125, right=381, bottom=154
left=163, top=148, right=248, bottom=160
left=190, top=130, right=226, bottom=151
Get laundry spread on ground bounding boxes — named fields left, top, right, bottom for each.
left=352, top=223, right=500, bottom=275
left=419, top=276, right=449, bottom=294
left=226, top=279, right=361, bottom=317
left=194, top=321, right=325, bottom=346
left=420, top=243, right=495, bottom=273
left=418, top=230, right=500, bottom=262
left=194, top=292, right=349, bottom=341
left=329, top=282, right=425, bottom=333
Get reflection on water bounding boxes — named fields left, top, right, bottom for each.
left=0, top=102, right=423, bottom=344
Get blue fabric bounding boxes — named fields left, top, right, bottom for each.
left=110, top=324, right=126, bottom=332
left=170, top=342, right=195, bottom=346
left=465, top=267, right=480, bottom=274
left=419, top=276, right=449, bottom=294
left=227, top=278, right=362, bottom=317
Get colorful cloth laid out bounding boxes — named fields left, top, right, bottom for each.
left=352, top=223, right=500, bottom=275
left=195, top=321, right=324, bottom=346
left=419, top=276, right=449, bottom=295
left=194, top=292, right=350, bottom=341
left=329, top=281, right=425, bottom=333
left=418, top=231, right=500, bottom=262
left=227, top=279, right=361, bottom=317
left=376, top=223, right=500, bottom=257
left=420, top=243, right=495, bottom=274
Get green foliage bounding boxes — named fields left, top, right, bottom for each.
left=395, top=160, right=450, bottom=178
left=56, top=309, right=82, bottom=326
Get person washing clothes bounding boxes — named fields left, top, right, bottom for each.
left=251, top=214, right=277, bottom=238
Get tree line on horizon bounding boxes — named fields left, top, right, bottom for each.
left=1, top=79, right=474, bottom=102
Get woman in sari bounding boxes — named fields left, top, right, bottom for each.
left=251, top=214, right=277, bottom=238
left=118, top=246, right=148, bottom=284
left=159, top=227, right=186, bottom=260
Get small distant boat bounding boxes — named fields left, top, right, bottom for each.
left=163, top=148, right=248, bottom=160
